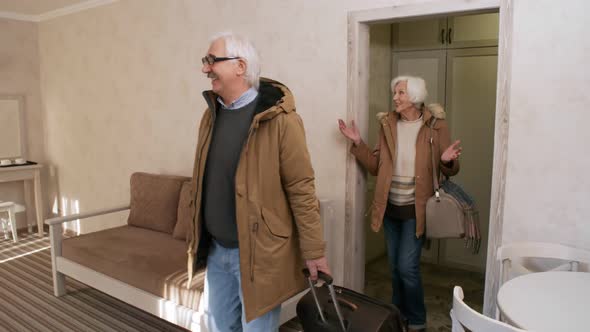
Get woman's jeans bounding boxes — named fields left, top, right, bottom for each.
left=205, top=240, right=281, bottom=332
left=382, top=217, right=426, bottom=330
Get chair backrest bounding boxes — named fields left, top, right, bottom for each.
left=496, top=242, right=590, bottom=285
left=451, top=286, right=526, bottom=332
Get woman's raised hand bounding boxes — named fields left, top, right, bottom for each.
left=441, top=140, right=462, bottom=163
left=338, top=119, right=361, bottom=146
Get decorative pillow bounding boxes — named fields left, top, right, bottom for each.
left=127, top=172, right=189, bottom=234
left=173, top=181, right=193, bottom=241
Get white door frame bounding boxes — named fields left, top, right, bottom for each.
left=345, top=0, right=513, bottom=317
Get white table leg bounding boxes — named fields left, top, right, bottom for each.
left=24, top=180, right=34, bottom=234
left=34, top=170, right=44, bottom=236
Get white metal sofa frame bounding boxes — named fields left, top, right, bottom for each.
left=46, top=204, right=317, bottom=331
left=46, top=205, right=207, bottom=330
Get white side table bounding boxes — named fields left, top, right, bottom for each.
left=497, top=271, right=590, bottom=331
left=0, top=164, right=44, bottom=236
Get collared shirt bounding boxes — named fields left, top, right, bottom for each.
left=217, top=87, right=259, bottom=110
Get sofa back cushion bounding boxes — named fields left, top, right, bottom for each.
left=173, top=181, right=193, bottom=241
left=128, top=172, right=190, bottom=234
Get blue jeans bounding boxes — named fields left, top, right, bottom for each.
left=382, top=217, right=426, bottom=330
left=205, top=240, right=281, bottom=332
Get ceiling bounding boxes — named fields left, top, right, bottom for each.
left=0, top=0, right=115, bottom=21
left=0, top=0, right=87, bottom=16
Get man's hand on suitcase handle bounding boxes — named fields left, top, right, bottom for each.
left=304, top=256, right=332, bottom=282
left=303, top=263, right=347, bottom=332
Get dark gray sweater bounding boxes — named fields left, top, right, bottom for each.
left=201, top=98, right=258, bottom=248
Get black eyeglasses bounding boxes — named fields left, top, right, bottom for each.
left=201, top=54, right=240, bottom=65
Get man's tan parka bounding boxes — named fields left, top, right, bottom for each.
left=187, top=78, right=325, bottom=322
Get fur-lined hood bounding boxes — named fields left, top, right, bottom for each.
left=376, top=103, right=446, bottom=124
left=202, top=77, right=295, bottom=123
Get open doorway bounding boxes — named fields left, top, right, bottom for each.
left=362, top=11, right=499, bottom=329
left=342, top=0, right=514, bottom=325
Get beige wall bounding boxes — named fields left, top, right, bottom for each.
left=36, top=0, right=404, bottom=233
left=501, top=0, right=590, bottom=248
left=0, top=18, right=45, bottom=229
left=36, top=0, right=590, bottom=255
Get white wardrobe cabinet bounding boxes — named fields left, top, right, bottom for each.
left=392, top=12, right=499, bottom=51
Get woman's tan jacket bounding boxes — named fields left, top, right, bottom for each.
left=350, top=104, right=459, bottom=237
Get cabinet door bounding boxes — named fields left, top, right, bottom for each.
left=447, top=12, right=499, bottom=49
left=392, top=50, right=446, bottom=263
left=392, top=50, right=446, bottom=107
left=392, top=18, right=447, bottom=51
left=440, top=47, right=498, bottom=271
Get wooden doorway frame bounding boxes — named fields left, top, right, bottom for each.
left=344, top=0, right=513, bottom=316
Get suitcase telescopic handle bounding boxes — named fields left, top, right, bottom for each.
left=303, top=269, right=327, bottom=323
left=302, top=269, right=347, bottom=332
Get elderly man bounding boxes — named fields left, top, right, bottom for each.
left=187, top=32, right=330, bottom=332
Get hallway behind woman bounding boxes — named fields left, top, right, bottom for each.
left=365, top=257, right=484, bottom=331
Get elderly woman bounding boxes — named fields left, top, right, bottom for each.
left=338, top=75, right=461, bottom=332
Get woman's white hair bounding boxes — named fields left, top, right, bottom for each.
left=391, top=75, right=428, bottom=107
left=211, top=32, right=261, bottom=90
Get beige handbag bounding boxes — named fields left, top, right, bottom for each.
left=425, top=119, right=466, bottom=239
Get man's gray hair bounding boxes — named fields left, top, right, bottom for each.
left=391, top=75, right=428, bottom=107
left=211, top=32, right=261, bottom=90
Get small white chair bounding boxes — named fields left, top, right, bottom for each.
left=451, top=286, right=526, bottom=332
left=0, top=201, right=25, bottom=243
left=497, top=242, right=590, bottom=286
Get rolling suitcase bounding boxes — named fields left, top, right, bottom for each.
left=296, top=269, right=405, bottom=332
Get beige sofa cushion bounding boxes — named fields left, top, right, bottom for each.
left=62, top=226, right=205, bottom=310
left=173, top=181, right=192, bottom=241
left=127, top=172, right=189, bottom=234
